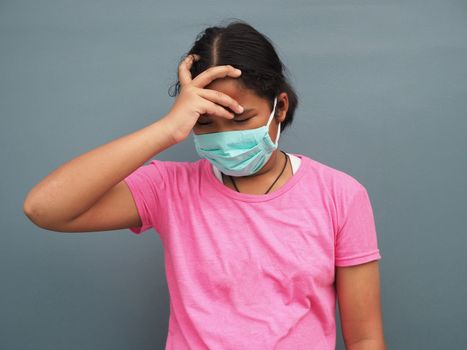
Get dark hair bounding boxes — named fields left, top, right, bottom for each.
left=168, top=19, right=299, bottom=134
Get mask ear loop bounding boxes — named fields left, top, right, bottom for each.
left=275, top=122, right=281, bottom=144
left=266, top=97, right=281, bottom=145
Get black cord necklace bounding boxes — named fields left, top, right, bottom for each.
left=225, top=150, right=290, bottom=194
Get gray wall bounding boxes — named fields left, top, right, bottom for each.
left=2, top=1, right=466, bottom=349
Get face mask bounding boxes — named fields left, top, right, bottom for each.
left=193, top=96, right=280, bottom=177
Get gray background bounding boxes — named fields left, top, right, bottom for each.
left=1, top=0, right=466, bottom=349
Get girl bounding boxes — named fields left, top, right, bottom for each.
left=24, top=20, right=386, bottom=350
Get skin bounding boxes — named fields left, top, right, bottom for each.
left=336, top=261, right=387, bottom=349
left=193, top=78, right=387, bottom=349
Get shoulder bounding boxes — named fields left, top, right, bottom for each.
left=298, top=154, right=370, bottom=228
left=299, top=154, right=373, bottom=237
left=300, top=154, right=367, bottom=197
left=145, top=157, right=205, bottom=181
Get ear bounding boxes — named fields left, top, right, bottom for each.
left=276, top=92, right=289, bottom=123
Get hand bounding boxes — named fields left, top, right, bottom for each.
left=162, top=54, right=245, bottom=143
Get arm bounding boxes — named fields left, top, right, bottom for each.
left=23, top=118, right=177, bottom=231
left=335, top=260, right=387, bottom=350
left=23, top=57, right=244, bottom=233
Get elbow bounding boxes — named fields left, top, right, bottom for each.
left=23, top=195, right=37, bottom=222
left=23, top=197, right=45, bottom=228
left=23, top=196, right=56, bottom=231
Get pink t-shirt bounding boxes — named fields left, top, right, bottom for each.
left=123, top=153, right=382, bottom=349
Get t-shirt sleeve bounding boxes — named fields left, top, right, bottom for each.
left=123, top=160, right=167, bottom=235
left=335, top=184, right=382, bottom=267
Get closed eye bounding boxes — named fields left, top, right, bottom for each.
left=196, top=117, right=252, bottom=125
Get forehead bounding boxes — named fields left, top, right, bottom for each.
left=204, top=77, right=266, bottom=107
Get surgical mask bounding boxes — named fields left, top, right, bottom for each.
left=193, top=96, right=280, bottom=177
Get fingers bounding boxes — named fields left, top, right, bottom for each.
left=192, top=65, right=242, bottom=89
left=202, top=100, right=236, bottom=120
left=178, top=54, right=200, bottom=87
left=176, top=54, right=243, bottom=121
left=197, top=89, right=244, bottom=117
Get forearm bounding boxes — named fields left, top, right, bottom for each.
left=24, top=117, right=176, bottom=226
